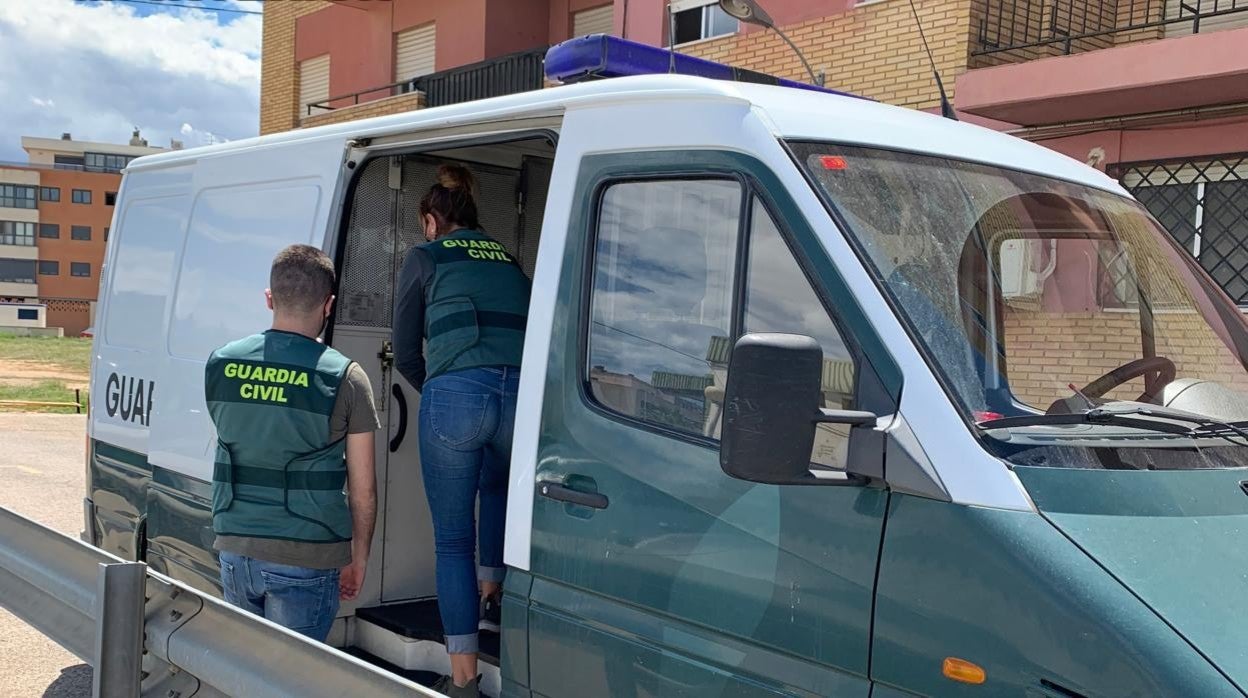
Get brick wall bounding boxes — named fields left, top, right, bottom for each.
left=260, top=0, right=332, bottom=135
left=1003, top=307, right=1248, bottom=408
left=301, top=92, right=428, bottom=129
left=681, top=0, right=975, bottom=111
left=42, top=298, right=92, bottom=337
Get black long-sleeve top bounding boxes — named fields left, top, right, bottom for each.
left=393, top=246, right=435, bottom=392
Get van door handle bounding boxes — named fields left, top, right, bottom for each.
left=539, top=482, right=609, bottom=510
left=389, top=383, right=408, bottom=453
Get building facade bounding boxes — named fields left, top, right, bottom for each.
left=259, top=0, right=969, bottom=133
left=0, top=133, right=165, bottom=335
left=260, top=0, right=1248, bottom=310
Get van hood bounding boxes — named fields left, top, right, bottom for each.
left=1016, top=466, right=1248, bottom=693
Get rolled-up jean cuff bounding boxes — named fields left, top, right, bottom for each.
left=445, top=632, right=479, bottom=655
left=478, top=565, right=506, bottom=583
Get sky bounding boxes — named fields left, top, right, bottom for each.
left=0, top=0, right=261, bottom=162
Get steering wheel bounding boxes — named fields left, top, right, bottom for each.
left=1046, top=356, right=1177, bottom=414
left=1081, top=356, right=1177, bottom=404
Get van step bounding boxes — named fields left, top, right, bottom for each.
left=352, top=603, right=502, bottom=697
left=343, top=647, right=442, bottom=688
left=355, top=599, right=500, bottom=664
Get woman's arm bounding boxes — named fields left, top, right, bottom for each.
left=394, top=247, right=433, bottom=391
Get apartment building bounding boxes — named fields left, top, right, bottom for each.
left=260, top=0, right=965, bottom=134
left=260, top=0, right=1248, bottom=307
left=0, top=132, right=165, bottom=335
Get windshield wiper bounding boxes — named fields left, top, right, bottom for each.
left=1085, top=403, right=1248, bottom=446
left=977, top=403, right=1248, bottom=446
left=976, top=410, right=1194, bottom=436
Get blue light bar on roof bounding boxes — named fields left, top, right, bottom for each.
left=544, top=34, right=865, bottom=100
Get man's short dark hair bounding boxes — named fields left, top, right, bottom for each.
left=270, top=244, right=335, bottom=314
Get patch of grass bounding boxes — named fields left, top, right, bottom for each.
left=0, top=380, right=87, bottom=414
left=0, top=335, right=92, bottom=375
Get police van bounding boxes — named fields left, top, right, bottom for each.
left=86, top=34, right=1248, bottom=697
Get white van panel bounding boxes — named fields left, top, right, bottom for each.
left=147, top=137, right=347, bottom=481
left=104, top=199, right=186, bottom=351
left=168, top=183, right=322, bottom=359
left=92, top=165, right=195, bottom=456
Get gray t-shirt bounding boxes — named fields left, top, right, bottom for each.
left=214, top=362, right=380, bottom=569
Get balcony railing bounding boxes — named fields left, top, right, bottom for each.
left=975, top=0, right=1248, bottom=56
left=307, top=47, right=548, bottom=117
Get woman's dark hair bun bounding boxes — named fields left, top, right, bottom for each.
left=437, top=164, right=477, bottom=198
left=421, top=163, right=481, bottom=232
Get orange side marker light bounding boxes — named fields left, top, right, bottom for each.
left=943, top=657, right=986, bottom=685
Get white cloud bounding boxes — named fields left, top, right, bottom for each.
left=0, top=0, right=260, bottom=160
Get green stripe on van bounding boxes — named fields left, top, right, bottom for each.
left=93, top=439, right=152, bottom=472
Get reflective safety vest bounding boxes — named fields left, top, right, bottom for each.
left=423, top=229, right=531, bottom=381
left=205, top=331, right=353, bottom=544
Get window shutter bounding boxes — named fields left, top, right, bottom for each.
left=395, top=24, right=437, bottom=82
left=300, top=55, right=331, bottom=113
left=573, top=5, right=614, bottom=37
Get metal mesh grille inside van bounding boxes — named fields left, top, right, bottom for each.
left=399, top=156, right=526, bottom=272
left=520, top=157, right=553, bottom=278
left=338, top=152, right=546, bottom=331
left=338, top=158, right=396, bottom=328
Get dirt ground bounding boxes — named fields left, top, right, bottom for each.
left=0, top=361, right=90, bottom=390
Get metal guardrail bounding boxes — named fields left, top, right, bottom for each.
left=0, top=388, right=84, bottom=412
left=0, top=506, right=438, bottom=697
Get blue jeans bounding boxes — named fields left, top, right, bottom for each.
left=419, top=366, right=517, bottom=654
left=218, top=551, right=340, bottom=642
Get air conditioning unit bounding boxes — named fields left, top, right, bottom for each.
left=999, top=239, right=1056, bottom=300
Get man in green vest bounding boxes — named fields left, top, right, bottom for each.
left=206, top=244, right=379, bottom=642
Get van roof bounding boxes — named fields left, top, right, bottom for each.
left=127, top=75, right=1122, bottom=195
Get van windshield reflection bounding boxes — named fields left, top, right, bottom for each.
left=791, top=142, right=1248, bottom=468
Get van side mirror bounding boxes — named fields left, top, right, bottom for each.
left=719, top=333, right=878, bottom=486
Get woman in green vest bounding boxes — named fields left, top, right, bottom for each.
left=393, top=164, right=531, bottom=697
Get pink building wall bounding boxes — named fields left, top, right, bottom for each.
left=295, top=0, right=866, bottom=104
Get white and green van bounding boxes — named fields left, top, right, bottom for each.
left=85, top=36, right=1248, bottom=697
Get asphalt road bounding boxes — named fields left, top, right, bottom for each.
left=0, top=414, right=92, bottom=698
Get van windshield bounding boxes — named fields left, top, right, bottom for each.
left=791, top=142, right=1248, bottom=468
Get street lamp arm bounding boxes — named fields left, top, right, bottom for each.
left=770, top=25, right=822, bottom=86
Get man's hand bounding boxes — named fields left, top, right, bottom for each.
left=340, top=558, right=367, bottom=600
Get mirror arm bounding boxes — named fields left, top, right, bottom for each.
left=807, top=469, right=874, bottom=487
left=815, top=408, right=879, bottom=426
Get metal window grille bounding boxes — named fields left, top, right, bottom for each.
left=1114, top=154, right=1248, bottom=305
left=406, top=48, right=546, bottom=108
left=976, top=0, right=1248, bottom=57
